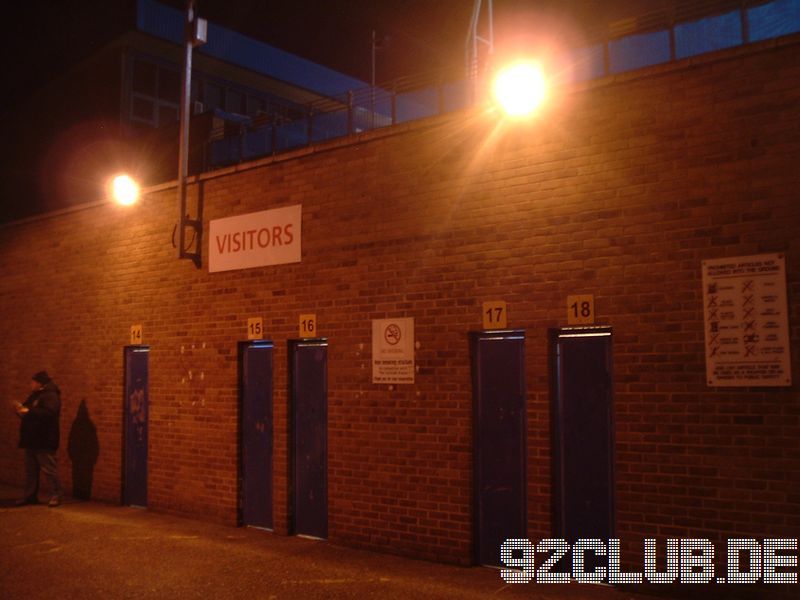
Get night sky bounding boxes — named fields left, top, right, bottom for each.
left=2, top=1, right=678, bottom=107
left=0, top=0, right=683, bottom=222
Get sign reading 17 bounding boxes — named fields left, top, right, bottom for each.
left=482, top=301, right=508, bottom=329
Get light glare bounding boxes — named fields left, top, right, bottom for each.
left=493, top=62, right=548, bottom=118
left=112, top=175, right=139, bottom=206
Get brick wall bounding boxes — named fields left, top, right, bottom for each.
left=1, top=35, right=798, bottom=566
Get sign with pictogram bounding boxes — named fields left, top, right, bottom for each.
left=372, top=318, right=414, bottom=384
left=702, top=253, right=791, bottom=387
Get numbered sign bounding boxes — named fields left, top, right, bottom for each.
left=247, top=317, right=264, bottom=340
left=130, top=324, right=143, bottom=345
left=567, top=295, right=595, bottom=325
left=299, top=314, right=317, bottom=338
left=482, top=301, right=508, bottom=330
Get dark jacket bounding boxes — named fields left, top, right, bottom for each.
left=19, top=381, right=61, bottom=452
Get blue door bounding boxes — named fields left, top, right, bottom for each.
left=240, top=341, right=274, bottom=529
left=290, top=339, right=328, bottom=539
left=470, top=330, right=526, bottom=566
left=551, top=327, right=614, bottom=542
left=123, top=346, right=149, bottom=507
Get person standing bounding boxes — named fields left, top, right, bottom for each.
left=15, top=371, right=64, bottom=507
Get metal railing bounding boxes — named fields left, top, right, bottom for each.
left=205, top=0, right=798, bottom=170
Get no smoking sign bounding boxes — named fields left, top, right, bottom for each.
left=372, top=318, right=414, bottom=384
left=384, top=323, right=402, bottom=345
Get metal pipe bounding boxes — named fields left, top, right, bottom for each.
left=371, top=29, right=376, bottom=129
left=177, top=0, right=194, bottom=261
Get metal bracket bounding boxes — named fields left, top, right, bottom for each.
left=178, top=214, right=202, bottom=269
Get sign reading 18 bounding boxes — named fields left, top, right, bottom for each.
left=570, top=300, right=591, bottom=318
left=566, top=295, right=595, bottom=325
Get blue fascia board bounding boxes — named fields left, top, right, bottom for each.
left=136, top=0, right=368, bottom=97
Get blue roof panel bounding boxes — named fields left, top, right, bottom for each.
left=137, top=0, right=368, bottom=98
left=748, top=0, right=800, bottom=42
left=675, top=10, right=742, bottom=60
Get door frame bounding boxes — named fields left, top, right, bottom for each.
left=288, top=338, right=329, bottom=539
left=122, top=345, right=150, bottom=507
left=470, top=329, right=527, bottom=566
left=238, top=339, right=275, bottom=529
left=549, top=326, right=615, bottom=540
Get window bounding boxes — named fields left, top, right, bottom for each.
left=226, top=89, right=245, bottom=114
left=132, top=59, right=157, bottom=95
left=129, top=57, right=180, bottom=127
left=247, top=95, right=267, bottom=116
left=158, top=105, right=178, bottom=127
left=158, top=68, right=180, bottom=104
left=132, top=97, right=154, bottom=121
left=204, top=82, right=223, bottom=110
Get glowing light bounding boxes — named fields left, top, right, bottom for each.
left=492, top=61, right=548, bottom=118
left=111, top=174, right=140, bottom=206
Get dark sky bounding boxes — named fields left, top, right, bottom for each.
left=0, top=0, right=683, bottom=222
left=2, top=0, right=677, bottom=112
left=192, top=0, right=674, bottom=82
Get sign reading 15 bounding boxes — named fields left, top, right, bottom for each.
left=247, top=317, right=263, bottom=340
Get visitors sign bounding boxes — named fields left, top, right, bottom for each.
left=209, top=205, right=301, bottom=273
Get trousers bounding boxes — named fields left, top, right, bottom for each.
left=24, top=449, right=63, bottom=501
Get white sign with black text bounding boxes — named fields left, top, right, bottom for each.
left=702, top=253, right=791, bottom=387
left=372, top=318, right=415, bottom=384
left=209, top=204, right=301, bottom=273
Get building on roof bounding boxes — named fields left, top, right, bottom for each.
left=1, top=0, right=370, bottom=222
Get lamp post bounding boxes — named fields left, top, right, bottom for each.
left=177, top=0, right=207, bottom=268
left=466, top=0, right=494, bottom=104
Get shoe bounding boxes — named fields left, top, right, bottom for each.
left=48, top=497, right=60, bottom=508
left=14, top=497, right=38, bottom=506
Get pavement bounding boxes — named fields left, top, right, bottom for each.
left=0, top=483, right=796, bottom=600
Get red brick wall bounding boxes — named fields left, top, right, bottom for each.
left=1, top=36, right=798, bottom=566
